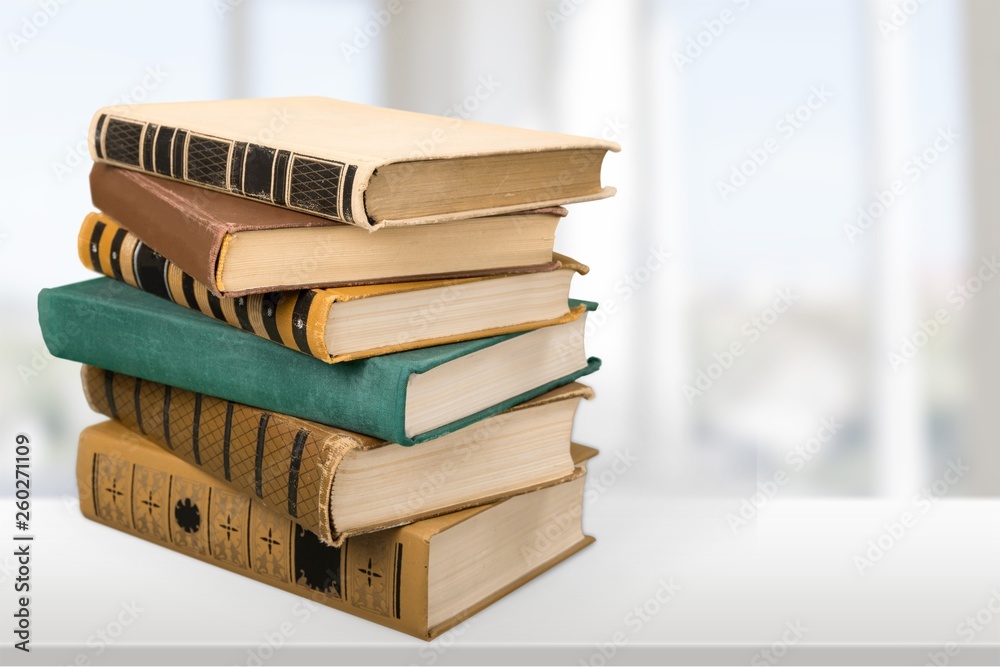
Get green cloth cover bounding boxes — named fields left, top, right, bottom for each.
left=38, top=278, right=600, bottom=445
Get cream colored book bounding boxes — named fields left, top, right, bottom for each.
left=88, top=96, right=619, bottom=229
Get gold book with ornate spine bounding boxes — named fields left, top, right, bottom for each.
left=82, top=365, right=594, bottom=545
left=77, top=212, right=590, bottom=363
left=78, top=420, right=596, bottom=640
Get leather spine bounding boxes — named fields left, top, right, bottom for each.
left=77, top=421, right=432, bottom=638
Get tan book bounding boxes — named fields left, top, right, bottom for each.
left=78, top=211, right=589, bottom=362
left=82, top=365, right=593, bottom=545
left=78, top=420, right=596, bottom=640
left=87, top=96, right=618, bottom=229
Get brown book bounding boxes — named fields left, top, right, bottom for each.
left=87, top=96, right=618, bottom=229
left=82, top=365, right=593, bottom=545
left=78, top=420, right=596, bottom=640
left=89, top=164, right=565, bottom=296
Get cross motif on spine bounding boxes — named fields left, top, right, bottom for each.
left=357, top=558, right=382, bottom=587
left=140, top=491, right=160, bottom=515
left=219, top=514, right=239, bottom=541
left=105, top=478, right=125, bottom=504
left=260, top=527, right=280, bottom=554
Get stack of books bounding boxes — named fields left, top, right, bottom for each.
left=38, top=97, right=618, bottom=640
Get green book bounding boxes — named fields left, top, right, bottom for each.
left=38, top=278, right=600, bottom=445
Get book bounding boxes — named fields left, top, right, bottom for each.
left=38, top=278, right=600, bottom=445
left=89, top=164, right=567, bottom=295
left=78, top=212, right=589, bottom=363
left=87, top=97, right=618, bottom=229
left=82, top=365, right=593, bottom=545
left=78, top=420, right=596, bottom=640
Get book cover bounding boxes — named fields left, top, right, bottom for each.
left=77, top=211, right=589, bottom=363
left=38, top=278, right=600, bottom=445
left=77, top=420, right=595, bottom=640
left=88, top=165, right=566, bottom=296
left=87, top=96, right=618, bottom=228
left=81, top=365, right=594, bottom=545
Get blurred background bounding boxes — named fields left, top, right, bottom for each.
left=1, top=0, right=997, bottom=501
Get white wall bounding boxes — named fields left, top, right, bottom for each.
left=1, top=0, right=994, bottom=498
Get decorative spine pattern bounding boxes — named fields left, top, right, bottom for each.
left=86, top=445, right=405, bottom=622
left=82, top=366, right=367, bottom=545
left=79, top=213, right=331, bottom=361
left=94, top=114, right=359, bottom=224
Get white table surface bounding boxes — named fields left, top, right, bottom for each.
left=2, top=494, right=998, bottom=665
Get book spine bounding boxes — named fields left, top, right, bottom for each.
left=77, top=213, right=334, bottom=362
left=80, top=365, right=364, bottom=545
left=77, top=423, right=430, bottom=639
left=90, top=113, right=361, bottom=226
left=38, top=279, right=412, bottom=444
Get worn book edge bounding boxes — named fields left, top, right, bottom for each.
left=88, top=98, right=619, bottom=229
left=77, top=420, right=594, bottom=640
left=78, top=212, right=587, bottom=363
left=81, top=364, right=595, bottom=545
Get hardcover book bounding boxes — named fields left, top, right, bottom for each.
left=78, top=212, right=589, bottom=363
left=89, top=165, right=567, bottom=295
left=82, top=365, right=593, bottom=545
left=78, top=420, right=596, bottom=640
left=87, top=97, right=618, bottom=229
left=38, top=278, right=600, bottom=445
